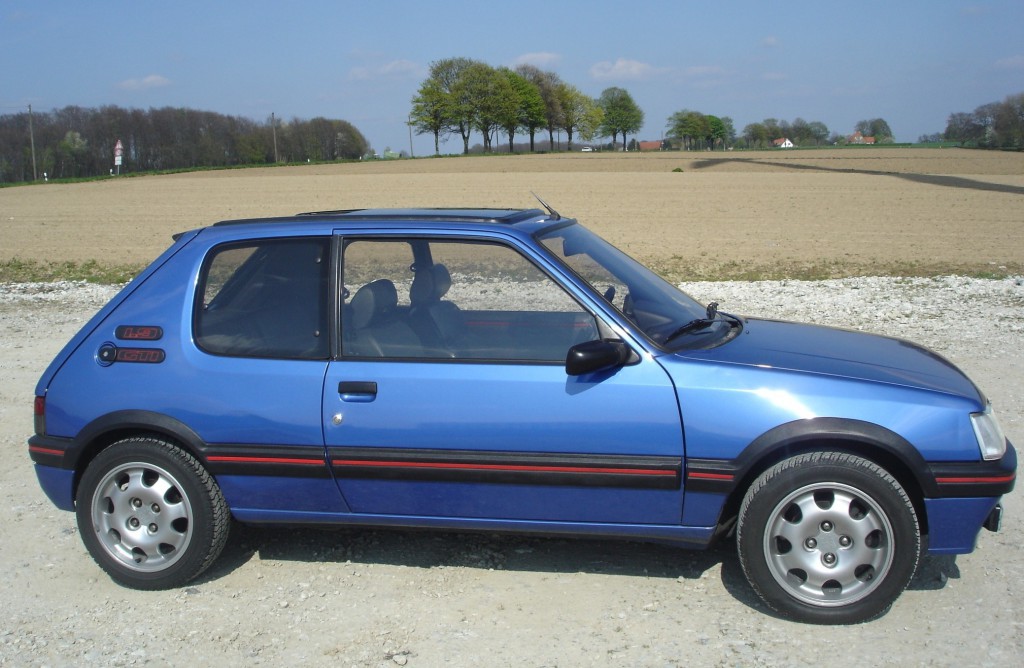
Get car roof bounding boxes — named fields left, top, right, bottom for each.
left=213, top=208, right=555, bottom=227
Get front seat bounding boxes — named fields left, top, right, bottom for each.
left=345, top=279, right=423, bottom=357
left=409, top=264, right=468, bottom=352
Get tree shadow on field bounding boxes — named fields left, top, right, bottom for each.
left=691, top=157, right=1024, bottom=196
left=200, top=523, right=960, bottom=617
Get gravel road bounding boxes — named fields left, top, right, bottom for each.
left=2, top=276, right=1022, bottom=667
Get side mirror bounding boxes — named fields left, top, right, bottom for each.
left=566, top=339, right=632, bottom=376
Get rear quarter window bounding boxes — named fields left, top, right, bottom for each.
left=194, top=238, right=330, bottom=359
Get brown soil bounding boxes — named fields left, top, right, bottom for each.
left=2, top=148, right=1022, bottom=279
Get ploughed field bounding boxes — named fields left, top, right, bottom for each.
left=2, top=148, right=1023, bottom=280
left=2, top=149, right=1024, bottom=663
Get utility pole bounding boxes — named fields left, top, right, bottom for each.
left=28, top=104, right=38, bottom=181
left=271, top=112, right=279, bottom=163
left=408, top=114, right=414, bottom=158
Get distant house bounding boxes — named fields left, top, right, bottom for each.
left=773, top=138, right=794, bottom=148
left=848, top=131, right=876, bottom=145
left=637, top=140, right=663, bottom=152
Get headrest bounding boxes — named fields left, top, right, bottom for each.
left=431, top=264, right=451, bottom=299
left=409, top=267, right=434, bottom=305
left=349, top=279, right=398, bottom=329
left=410, top=264, right=452, bottom=305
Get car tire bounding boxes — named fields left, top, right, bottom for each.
left=736, top=451, right=920, bottom=624
left=76, top=437, right=230, bottom=589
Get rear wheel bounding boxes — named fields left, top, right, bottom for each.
left=76, top=437, right=230, bottom=589
left=737, top=452, right=920, bottom=624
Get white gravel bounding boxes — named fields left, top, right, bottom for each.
left=2, top=276, right=1022, bottom=667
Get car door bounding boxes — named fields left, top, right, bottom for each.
left=324, top=235, right=684, bottom=525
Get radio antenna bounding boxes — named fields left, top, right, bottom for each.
left=530, top=192, right=561, bottom=220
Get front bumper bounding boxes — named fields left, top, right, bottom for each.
left=923, top=442, right=1015, bottom=554
left=927, top=442, right=1017, bottom=498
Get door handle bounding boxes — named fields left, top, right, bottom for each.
left=338, top=381, right=377, bottom=402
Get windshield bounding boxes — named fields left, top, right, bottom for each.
left=538, top=223, right=729, bottom=348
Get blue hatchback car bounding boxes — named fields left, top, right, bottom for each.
left=29, top=207, right=1015, bottom=623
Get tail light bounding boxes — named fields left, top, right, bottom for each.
left=33, top=395, right=45, bottom=436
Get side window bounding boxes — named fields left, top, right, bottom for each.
left=342, top=239, right=598, bottom=361
left=195, top=238, right=330, bottom=359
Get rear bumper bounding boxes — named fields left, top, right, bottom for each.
left=34, top=464, right=76, bottom=511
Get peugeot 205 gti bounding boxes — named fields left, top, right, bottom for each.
left=29, top=206, right=1015, bottom=624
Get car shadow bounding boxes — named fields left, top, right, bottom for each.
left=206, top=525, right=748, bottom=593
left=690, top=157, right=1024, bottom=196
left=202, top=524, right=959, bottom=618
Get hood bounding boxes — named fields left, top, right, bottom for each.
left=677, top=317, right=983, bottom=402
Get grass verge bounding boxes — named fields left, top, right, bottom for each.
left=0, top=258, right=144, bottom=284
left=646, top=257, right=1024, bottom=283
left=2, top=256, right=1021, bottom=286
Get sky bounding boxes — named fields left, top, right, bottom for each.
left=3, top=1, right=1023, bottom=155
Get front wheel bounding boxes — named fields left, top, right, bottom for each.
left=736, top=452, right=920, bottom=624
left=76, top=437, right=230, bottom=589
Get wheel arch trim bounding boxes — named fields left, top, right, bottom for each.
left=59, top=410, right=210, bottom=499
left=690, top=418, right=935, bottom=535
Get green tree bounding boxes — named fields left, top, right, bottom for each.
left=720, top=116, right=737, bottom=148
left=667, top=110, right=708, bottom=150
left=516, top=64, right=563, bottom=150
left=558, top=84, right=602, bottom=150
left=944, top=111, right=981, bottom=145
left=461, top=62, right=515, bottom=153
left=808, top=121, right=830, bottom=146
left=855, top=118, right=894, bottom=141
left=421, top=57, right=480, bottom=154
left=598, top=87, right=645, bottom=150
left=762, top=118, right=782, bottom=141
left=742, top=122, right=769, bottom=148
left=410, top=77, right=450, bottom=155
left=498, top=68, right=546, bottom=153
left=992, top=92, right=1024, bottom=149
left=56, top=130, right=88, bottom=177
left=705, top=115, right=726, bottom=149
left=790, top=117, right=811, bottom=145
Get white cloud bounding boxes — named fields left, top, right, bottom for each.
left=590, top=58, right=663, bottom=81
left=348, top=59, right=424, bottom=81
left=761, top=35, right=780, bottom=48
left=995, top=54, right=1024, bottom=70
left=118, top=74, right=170, bottom=91
left=683, top=65, right=726, bottom=78
left=761, top=71, right=787, bottom=81
left=514, top=52, right=562, bottom=68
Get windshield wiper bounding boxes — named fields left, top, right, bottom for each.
left=663, top=302, right=721, bottom=344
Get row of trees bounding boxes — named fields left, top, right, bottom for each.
left=944, top=92, right=1024, bottom=149
left=666, top=111, right=735, bottom=150
left=410, top=58, right=645, bottom=154
left=0, top=106, right=368, bottom=183
left=742, top=117, right=832, bottom=148
left=665, top=114, right=902, bottom=150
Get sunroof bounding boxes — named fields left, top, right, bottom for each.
left=212, top=208, right=551, bottom=228
left=293, top=208, right=547, bottom=224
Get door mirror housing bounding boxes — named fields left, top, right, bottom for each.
left=566, top=339, right=633, bottom=376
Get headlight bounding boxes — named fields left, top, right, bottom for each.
left=971, top=403, right=1007, bottom=461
